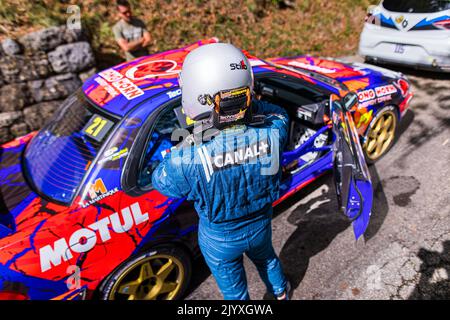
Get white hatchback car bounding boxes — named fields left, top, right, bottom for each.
left=359, top=0, right=450, bottom=72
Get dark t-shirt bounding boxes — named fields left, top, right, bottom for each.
left=112, top=17, right=149, bottom=60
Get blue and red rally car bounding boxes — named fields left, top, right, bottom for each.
left=0, top=38, right=413, bottom=300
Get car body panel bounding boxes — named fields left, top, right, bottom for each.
left=82, top=38, right=219, bottom=118
left=359, top=2, right=450, bottom=71
left=0, top=39, right=413, bottom=299
left=269, top=56, right=412, bottom=138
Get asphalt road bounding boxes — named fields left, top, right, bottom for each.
left=186, top=60, right=450, bottom=300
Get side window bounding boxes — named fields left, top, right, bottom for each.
left=255, top=75, right=330, bottom=151
left=256, top=76, right=327, bottom=107
left=137, top=105, right=182, bottom=188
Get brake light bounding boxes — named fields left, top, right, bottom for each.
left=433, top=19, right=450, bottom=30
left=396, top=79, right=409, bottom=96
left=0, top=291, right=29, bottom=300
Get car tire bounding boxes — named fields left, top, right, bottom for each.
left=363, top=105, right=399, bottom=164
left=100, top=245, right=192, bottom=300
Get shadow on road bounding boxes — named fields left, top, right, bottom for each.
left=275, top=165, right=389, bottom=293
left=184, top=255, right=212, bottom=298
left=409, top=241, right=450, bottom=300
left=185, top=170, right=389, bottom=298
left=364, top=165, right=389, bottom=242
left=186, top=167, right=391, bottom=298
left=276, top=174, right=349, bottom=293
left=397, top=109, right=415, bottom=139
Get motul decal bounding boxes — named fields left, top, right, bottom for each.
left=39, top=202, right=148, bottom=272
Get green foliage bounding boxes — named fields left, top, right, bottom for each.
left=0, top=0, right=376, bottom=62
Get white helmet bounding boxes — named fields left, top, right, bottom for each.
left=179, top=43, right=254, bottom=123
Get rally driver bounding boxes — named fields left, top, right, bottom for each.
left=152, top=43, right=290, bottom=300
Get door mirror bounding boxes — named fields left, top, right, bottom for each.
left=342, top=92, right=359, bottom=111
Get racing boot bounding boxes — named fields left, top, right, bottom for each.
left=276, top=281, right=292, bottom=300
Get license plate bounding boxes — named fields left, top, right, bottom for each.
left=393, top=44, right=405, bottom=54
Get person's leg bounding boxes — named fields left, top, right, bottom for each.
left=198, top=223, right=250, bottom=300
left=246, top=221, right=287, bottom=297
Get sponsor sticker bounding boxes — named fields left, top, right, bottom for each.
left=218, top=109, right=246, bottom=124
left=99, top=147, right=129, bottom=164
left=221, top=87, right=248, bottom=99
left=95, top=59, right=184, bottom=101
left=81, top=178, right=118, bottom=208
left=167, top=88, right=182, bottom=99
left=288, top=61, right=336, bottom=74
left=357, top=84, right=398, bottom=107
left=111, top=78, right=145, bottom=100
left=395, top=15, right=404, bottom=24
left=375, top=84, right=397, bottom=97
left=376, top=95, right=393, bottom=103
left=125, top=59, right=179, bottom=80
left=98, top=68, right=144, bottom=100
left=82, top=114, right=114, bottom=142
left=358, top=95, right=393, bottom=109
left=94, top=77, right=119, bottom=98
left=358, top=89, right=376, bottom=103
left=39, top=202, right=149, bottom=272
left=230, top=60, right=248, bottom=70
left=356, top=109, right=373, bottom=129
left=99, top=68, right=123, bottom=82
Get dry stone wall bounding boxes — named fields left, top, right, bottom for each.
left=0, top=26, right=97, bottom=144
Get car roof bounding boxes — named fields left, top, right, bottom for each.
left=82, top=39, right=377, bottom=118
left=82, top=38, right=220, bottom=117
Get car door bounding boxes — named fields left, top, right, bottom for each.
left=331, top=94, right=373, bottom=240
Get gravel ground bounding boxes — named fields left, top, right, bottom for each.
left=187, top=59, right=450, bottom=300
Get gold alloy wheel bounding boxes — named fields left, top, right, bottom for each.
left=364, top=110, right=397, bottom=161
left=108, top=254, right=185, bottom=300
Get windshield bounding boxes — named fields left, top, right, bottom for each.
left=24, top=90, right=116, bottom=204
left=383, top=0, right=450, bottom=13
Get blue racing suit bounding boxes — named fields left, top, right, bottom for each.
left=152, top=99, right=289, bottom=299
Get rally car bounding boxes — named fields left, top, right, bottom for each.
left=0, top=38, right=413, bottom=300
left=359, top=0, right=450, bottom=72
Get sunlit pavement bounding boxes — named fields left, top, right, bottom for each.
left=187, top=58, right=450, bottom=300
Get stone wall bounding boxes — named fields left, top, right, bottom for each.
left=0, top=26, right=97, bottom=144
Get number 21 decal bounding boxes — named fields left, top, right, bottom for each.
left=83, top=114, right=114, bottom=142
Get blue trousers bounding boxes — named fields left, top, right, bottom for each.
left=198, top=213, right=287, bottom=300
